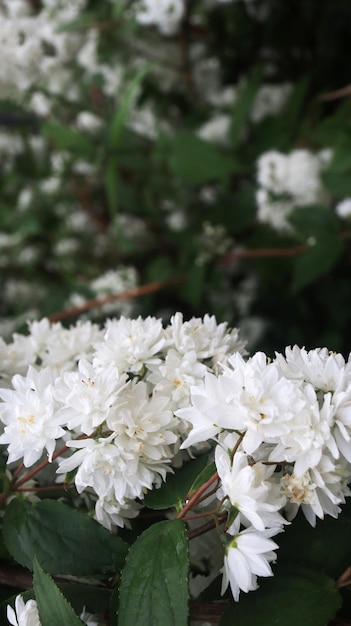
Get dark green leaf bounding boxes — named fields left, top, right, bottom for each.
left=288, top=205, right=339, bottom=238
left=109, top=66, right=151, bottom=150
left=229, top=66, right=263, bottom=146
left=220, top=564, right=341, bottom=626
left=189, top=461, right=217, bottom=494
left=143, top=455, right=208, bottom=511
left=42, top=121, right=93, bottom=154
left=179, top=262, right=207, bottom=307
left=33, top=557, right=83, bottom=626
left=323, top=171, right=351, bottom=198
left=291, top=233, right=343, bottom=292
left=170, top=132, right=233, bottom=184
left=278, top=500, right=351, bottom=579
left=3, top=498, right=128, bottom=576
left=118, top=519, right=188, bottom=626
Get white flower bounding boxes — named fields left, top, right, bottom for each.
left=147, top=348, right=207, bottom=409
left=57, top=381, right=179, bottom=513
left=257, top=151, right=289, bottom=194
left=223, top=352, right=306, bottom=455
left=167, top=312, right=246, bottom=363
left=221, top=528, right=279, bottom=601
left=0, top=366, right=64, bottom=467
left=197, top=115, right=231, bottom=145
left=7, top=595, right=40, bottom=626
left=283, top=453, right=351, bottom=526
left=178, top=370, right=243, bottom=448
left=251, top=83, right=292, bottom=123
left=336, top=198, right=351, bottom=219
left=215, top=445, right=286, bottom=532
left=93, top=316, right=166, bottom=374
left=95, top=494, right=141, bottom=530
left=53, top=359, right=128, bottom=435
left=135, top=0, right=185, bottom=35
left=256, top=149, right=332, bottom=231
left=275, top=345, right=348, bottom=392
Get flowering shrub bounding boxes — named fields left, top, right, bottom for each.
left=0, top=313, right=351, bottom=625
left=1, top=0, right=351, bottom=624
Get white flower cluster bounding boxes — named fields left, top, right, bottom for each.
left=0, top=0, right=87, bottom=102
left=178, top=346, right=351, bottom=599
left=197, top=83, right=292, bottom=144
left=135, top=0, right=185, bottom=36
left=0, top=313, right=245, bottom=530
left=256, top=149, right=332, bottom=231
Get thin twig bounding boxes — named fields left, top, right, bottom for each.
left=177, top=472, right=219, bottom=519
left=319, top=83, right=351, bottom=102
left=48, top=277, right=182, bottom=323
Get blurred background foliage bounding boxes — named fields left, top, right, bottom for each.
left=1, top=0, right=351, bottom=356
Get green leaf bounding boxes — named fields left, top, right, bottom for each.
left=143, top=455, right=208, bottom=511
left=327, top=137, right=351, bottom=174
left=42, top=121, right=93, bottom=154
left=278, top=500, right=351, bottom=580
left=220, top=564, right=342, bottom=626
left=3, top=498, right=128, bottom=576
left=104, top=160, right=119, bottom=216
left=229, top=66, right=263, bottom=146
left=179, top=262, right=207, bottom=307
left=189, top=461, right=217, bottom=494
left=33, top=557, right=83, bottom=626
left=118, top=519, right=188, bottom=626
left=109, top=65, right=151, bottom=150
left=291, top=233, right=343, bottom=292
left=170, top=132, right=233, bottom=184
left=288, top=205, right=339, bottom=238
left=323, top=171, right=351, bottom=198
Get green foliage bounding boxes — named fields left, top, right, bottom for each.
left=118, top=520, right=189, bottom=626
left=33, top=557, right=83, bottom=626
left=220, top=565, right=342, bottom=626
left=3, top=498, right=128, bottom=575
left=170, top=133, right=233, bottom=184
left=143, top=455, right=208, bottom=511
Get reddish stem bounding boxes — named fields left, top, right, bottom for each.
left=48, top=277, right=182, bottom=322
left=12, top=443, right=68, bottom=490
left=177, top=472, right=219, bottom=519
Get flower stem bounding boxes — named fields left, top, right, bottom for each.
left=12, top=443, right=68, bottom=490
left=177, top=471, right=219, bottom=519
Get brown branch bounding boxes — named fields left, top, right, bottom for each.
left=48, top=277, right=182, bottom=323
left=319, top=83, right=351, bottom=102
left=177, top=472, right=219, bottom=519
left=336, top=565, right=351, bottom=589
left=217, top=243, right=307, bottom=265
left=189, top=600, right=230, bottom=623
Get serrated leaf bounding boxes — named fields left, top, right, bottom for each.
left=219, top=564, right=341, bottom=626
left=3, top=498, right=128, bottom=576
left=118, top=519, right=188, bottom=626
left=33, top=557, right=83, bottom=626
left=291, top=233, right=343, bottom=292
left=143, top=455, right=208, bottom=511
left=170, top=132, right=233, bottom=184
